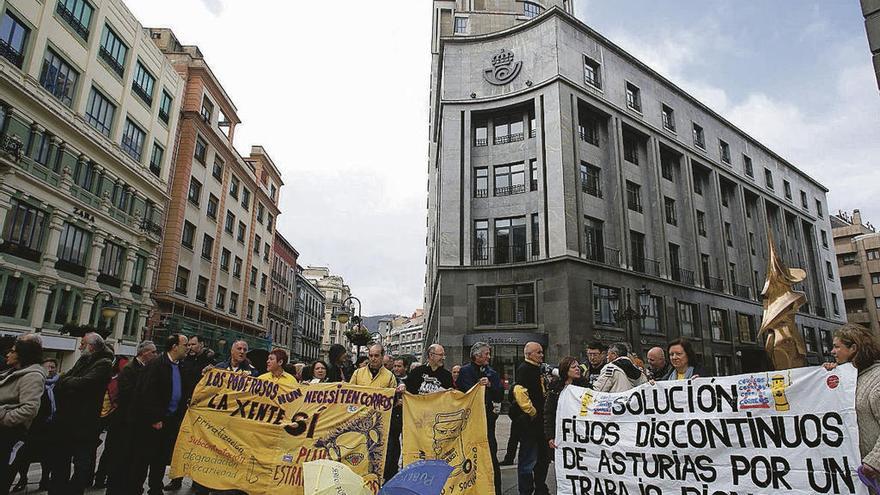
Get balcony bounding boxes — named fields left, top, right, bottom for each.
left=474, top=138, right=488, bottom=147
left=581, top=181, right=602, bottom=198
left=0, top=242, right=42, bottom=263
left=706, top=276, right=725, bottom=293
left=578, top=128, right=599, bottom=146
left=140, top=218, right=163, bottom=237
left=734, top=284, right=752, bottom=299
left=472, top=243, right=539, bottom=266
left=494, top=184, right=527, bottom=197
left=0, top=39, right=24, bottom=68
left=56, top=1, right=90, bottom=40
left=494, top=133, right=524, bottom=145
left=671, top=268, right=695, bottom=286
left=474, top=188, right=488, bottom=198
left=815, top=305, right=827, bottom=318
left=98, top=47, right=124, bottom=77
left=632, top=257, right=661, bottom=277
left=131, top=82, right=153, bottom=106
left=848, top=311, right=872, bottom=324
left=843, top=287, right=867, bottom=301
left=55, top=259, right=87, bottom=277
left=585, top=245, right=620, bottom=267
left=97, top=273, right=122, bottom=288
left=1, top=133, right=24, bottom=162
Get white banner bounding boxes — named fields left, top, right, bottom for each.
left=555, top=365, right=867, bottom=495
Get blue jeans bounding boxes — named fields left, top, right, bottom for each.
left=516, top=422, right=549, bottom=495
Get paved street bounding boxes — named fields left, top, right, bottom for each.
left=12, top=416, right=555, bottom=494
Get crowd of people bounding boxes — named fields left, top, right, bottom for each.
left=0, top=322, right=877, bottom=494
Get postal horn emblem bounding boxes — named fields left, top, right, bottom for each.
left=483, top=49, right=522, bottom=86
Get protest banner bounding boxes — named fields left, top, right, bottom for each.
left=402, top=386, right=494, bottom=495
left=169, top=370, right=394, bottom=494
left=555, top=364, right=867, bottom=495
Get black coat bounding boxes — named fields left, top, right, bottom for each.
left=182, top=350, right=216, bottom=400
left=543, top=378, right=588, bottom=441
left=54, top=348, right=114, bottom=441
left=131, top=354, right=186, bottom=426
left=117, top=358, right=147, bottom=425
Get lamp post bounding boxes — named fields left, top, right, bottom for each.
left=334, top=296, right=370, bottom=361
left=609, top=285, right=652, bottom=350
left=95, top=290, right=120, bottom=336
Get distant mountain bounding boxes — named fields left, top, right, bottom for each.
left=361, top=314, right=399, bottom=335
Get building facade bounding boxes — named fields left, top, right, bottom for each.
left=832, top=209, right=880, bottom=333
left=0, top=0, right=183, bottom=365
left=301, top=265, right=351, bottom=355
left=424, top=1, right=843, bottom=380
left=268, top=231, right=297, bottom=353
left=146, top=29, right=283, bottom=356
left=293, top=264, right=323, bottom=362
left=386, top=309, right=425, bottom=360
left=863, top=0, right=880, bottom=90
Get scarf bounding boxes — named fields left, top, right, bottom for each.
left=45, top=374, right=60, bottom=422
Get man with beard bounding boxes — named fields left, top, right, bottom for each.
left=47, top=333, right=114, bottom=495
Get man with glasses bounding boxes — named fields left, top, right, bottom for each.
left=406, top=344, right=453, bottom=395
left=579, top=340, right=607, bottom=387
left=509, top=342, right=549, bottom=495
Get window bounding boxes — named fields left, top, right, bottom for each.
left=98, top=24, right=126, bottom=76
left=200, top=96, right=213, bottom=123
left=470, top=167, right=489, bottom=198
left=99, top=241, right=124, bottom=279
left=626, top=181, right=642, bottom=212
left=174, top=266, right=189, bottom=294
left=194, top=136, right=207, bottom=164
left=815, top=199, right=823, bottom=218
left=247, top=300, right=255, bottom=320
left=237, top=221, right=246, bottom=243
left=29, top=131, right=50, bottom=166
left=494, top=163, right=526, bottom=196
left=120, top=118, right=145, bottom=161
left=802, top=326, right=816, bottom=353
left=229, top=175, right=239, bottom=199
left=493, top=114, right=524, bottom=144
left=149, top=142, right=163, bottom=177
left=724, top=222, right=733, bottom=246
left=254, top=234, right=261, bottom=254
left=473, top=220, right=489, bottom=262
left=692, top=123, right=705, bottom=149
left=799, top=190, right=808, bottom=209
left=623, top=135, right=638, bottom=164
left=842, top=253, right=857, bottom=265
left=826, top=260, right=834, bottom=280
left=530, top=160, right=539, bottom=191
left=764, top=168, right=774, bottom=190
left=206, top=194, right=219, bottom=220
left=266, top=214, right=273, bottom=233
left=664, top=197, right=677, bottom=226
left=578, top=113, right=599, bottom=145
left=241, top=187, right=250, bottom=210
left=583, top=55, right=601, bottom=89
left=229, top=292, right=239, bottom=314
left=474, top=120, right=488, bottom=147
left=493, top=217, right=527, bottom=263
left=233, top=257, right=242, bottom=278
left=661, top=104, right=676, bottom=132
left=678, top=302, right=697, bottom=337
left=256, top=203, right=265, bottom=223
left=212, top=158, right=224, bottom=181
left=743, top=154, right=753, bottom=177
left=131, top=254, right=146, bottom=289
left=721, top=189, right=730, bottom=207
left=592, top=285, right=618, bottom=326
left=216, top=286, right=226, bottom=309
left=40, top=49, right=78, bottom=106
left=876, top=297, right=880, bottom=310
left=737, top=313, right=756, bottom=343
left=692, top=170, right=703, bottom=195
left=260, top=273, right=267, bottom=292
left=132, top=61, right=155, bottom=105
left=454, top=17, right=467, bottom=34
left=872, top=274, right=880, bottom=285
left=158, top=90, right=172, bottom=123
left=625, top=82, right=641, bottom=112
left=201, top=234, right=214, bottom=260
left=84, top=87, right=115, bottom=137
left=531, top=213, right=540, bottom=257
left=250, top=267, right=257, bottom=287
left=263, top=242, right=270, bottom=263
left=869, top=250, right=880, bottom=261
left=56, top=0, right=92, bottom=39
left=224, top=211, right=235, bottom=234
left=269, top=184, right=276, bottom=201
left=831, top=293, right=840, bottom=315
left=661, top=157, right=674, bottom=181
left=523, top=1, right=542, bottom=18
left=714, top=356, right=731, bottom=376
left=196, top=276, right=208, bottom=302
left=749, top=232, right=756, bottom=255
left=477, top=284, right=535, bottom=325
left=187, top=177, right=201, bottom=206
left=710, top=308, right=729, bottom=341
left=783, top=180, right=792, bottom=200
left=220, top=248, right=230, bottom=271
left=181, top=221, right=195, bottom=249
left=719, top=140, right=731, bottom=164
left=579, top=162, right=601, bottom=197
left=57, top=222, right=89, bottom=267
left=0, top=12, right=29, bottom=68
left=696, top=210, right=707, bottom=237
left=630, top=231, right=646, bottom=272
left=72, top=160, right=95, bottom=191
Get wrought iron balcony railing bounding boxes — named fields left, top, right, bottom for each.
left=494, top=184, right=527, bottom=197
left=472, top=243, right=540, bottom=266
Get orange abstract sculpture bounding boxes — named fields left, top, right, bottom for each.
left=758, top=229, right=808, bottom=370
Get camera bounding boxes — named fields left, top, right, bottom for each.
left=539, top=363, right=554, bottom=376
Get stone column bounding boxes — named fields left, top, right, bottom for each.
left=112, top=305, right=128, bottom=342
left=0, top=188, right=13, bottom=247
left=86, top=230, right=107, bottom=286
left=40, top=211, right=65, bottom=269
left=25, top=123, right=42, bottom=158
left=79, top=288, right=97, bottom=325
left=30, top=278, right=54, bottom=330
left=120, top=247, right=136, bottom=294
left=48, top=136, right=61, bottom=173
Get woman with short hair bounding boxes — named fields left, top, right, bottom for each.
left=258, top=349, right=298, bottom=387
left=665, top=338, right=706, bottom=380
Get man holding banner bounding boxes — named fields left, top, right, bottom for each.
left=509, top=342, right=550, bottom=495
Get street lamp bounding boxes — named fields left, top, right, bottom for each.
left=334, top=296, right=370, bottom=360
left=609, top=285, right=652, bottom=349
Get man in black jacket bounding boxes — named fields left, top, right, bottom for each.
left=405, top=344, right=453, bottom=395
left=128, top=334, right=188, bottom=495
left=48, top=332, right=114, bottom=495
left=104, top=340, right=157, bottom=495
left=509, top=342, right=549, bottom=495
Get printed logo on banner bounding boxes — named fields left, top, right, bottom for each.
left=770, top=372, right=792, bottom=412
left=737, top=375, right=771, bottom=409
left=827, top=374, right=840, bottom=389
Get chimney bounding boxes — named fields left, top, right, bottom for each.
left=854, top=209, right=863, bottom=226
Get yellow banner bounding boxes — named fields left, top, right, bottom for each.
left=170, top=370, right=394, bottom=494
left=402, top=386, right=494, bottom=495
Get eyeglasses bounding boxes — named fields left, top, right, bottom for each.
left=430, top=352, right=445, bottom=357
left=368, top=354, right=382, bottom=358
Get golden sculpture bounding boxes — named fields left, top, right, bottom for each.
left=758, top=229, right=808, bottom=370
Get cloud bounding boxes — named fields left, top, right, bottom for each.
left=200, top=0, right=223, bottom=15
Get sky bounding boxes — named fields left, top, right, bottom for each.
left=127, top=0, right=879, bottom=316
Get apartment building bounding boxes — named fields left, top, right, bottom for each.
left=294, top=264, right=324, bottom=362
left=832, top=209, right=880, bottom=332
left=268, top=231, right=297, bottom=354
left=386, top=309, right=425, bottom=359
left=0, top=0, right=183, bottom=364
left=301, top=265, right=351, bottom=355
left=146, top=28, right=283, bottom=355
left=424, top=0, right=843, bottom=379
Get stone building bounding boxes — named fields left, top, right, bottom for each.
left=146, top=28, right=283, bottom=355
left=386, top=309, right=425, bottom=360
left=832, top=209, right=880, bottom=333
left=293, top=264, right=324, bottom=362
left=268, top=231, right=297, bottom=354
left=863, top=0, right=880, bottom=90
left=0, top=0, right=183, bottom=364
left=424, top=0, right=844, bottom=380
left=301, top=265, right=351, bottom=355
